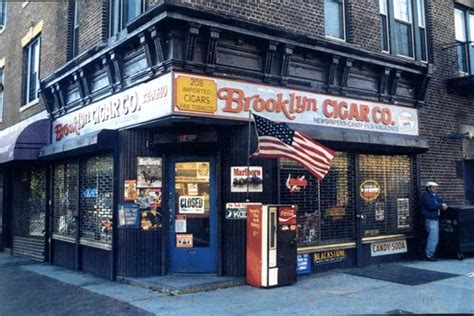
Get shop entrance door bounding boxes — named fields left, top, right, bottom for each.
left=167, top=156, right=217, bottom=273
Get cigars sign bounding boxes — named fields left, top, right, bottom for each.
left=174, top=73, right=419, bottom=136
left=52, top=73, right=172, bottom=143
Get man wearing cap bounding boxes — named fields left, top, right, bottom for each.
left=420, top=182, right=448, bottom=261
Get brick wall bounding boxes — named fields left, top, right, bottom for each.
left=0, top=1, right=68, bottom=129
left=78, top=0, right=107, bottom=55
left=418, top=0, right=470, bottom=204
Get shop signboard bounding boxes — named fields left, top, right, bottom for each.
left=313, top=249, right=346, bottom=265
left=370, top=239, right=407, bottom=257
left=230, top=166, right=263, bottom=192
left=52, top=73, right=172, bottom=144
left=173, top=73, right=419, bottom=136
left=118, top=203, right=140, bottom=228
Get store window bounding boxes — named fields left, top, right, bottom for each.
left=52, top=155, right=114, bottom=246
left=455, top=7, right=474, bottom=76
left=379, top=0, right=428, bottom=61
left=52, top=161, right=79, bottom=239
left=0, top=0, right=7, bottom=30
left=23, top=36, right=41, bottom=105
left=109, top=0, right=145, bottom=37
left=359, top=155, right=415, bottom=237
left=324, top=0, right=345, bottom=41
left=280, top=153, right=355, bottom=247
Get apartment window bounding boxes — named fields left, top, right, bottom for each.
left=71, top=0, right=80, bottom=58
left=0, top=0, right=6, bottom=29
left=0, top=67, right=4, bottom=121
left=109, top=0, right=144, bottom=37
left=455, top=7, right=474, bottom=76
left=324, top=0, right=345, bottom=40
left=380, top=0, right=389, bottom=52
left=380, top=0, right=428, bottom=61
left=23, top=36, right=41, bottom=105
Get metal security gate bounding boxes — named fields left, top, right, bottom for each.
left=12, top=166, right=47, bottom=261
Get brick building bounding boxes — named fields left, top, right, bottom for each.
left=0, top=0, right=472, bottom=280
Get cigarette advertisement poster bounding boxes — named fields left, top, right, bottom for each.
left=118, top=203, right=140, bottom=228
left=137, top=157, right=162, bottom=188
left=230, top=166, right=263, bottom=193
left=176, top=234, right=193, bottom=248
left=124, top=180, right=137, bottom=201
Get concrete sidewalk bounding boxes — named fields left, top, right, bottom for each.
left=2, top=252, right=474, bottom=314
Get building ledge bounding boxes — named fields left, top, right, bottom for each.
left=447, top=75, right=474, bottom=98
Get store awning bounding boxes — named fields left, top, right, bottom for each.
left=39, top=129, right=117, bottom=159
left=0, top=112, right=50, bottom=164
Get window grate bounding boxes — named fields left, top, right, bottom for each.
left=79, top=155, right=114, bottom=244
left=359, top=155, right=415, bottom=237
left=280, top=152, right=355, bottom=247
left=52, top=161, right=79, bottom=238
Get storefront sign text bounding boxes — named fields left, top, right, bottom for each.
left=118, top=203, right=140, bottom=228
left=179, top=196, right=205, bottom=214
left=360, top=180, right=381, bottom=201
left=297, top=254, right=312, bottom=274
left=225, top=203, right=248, bottom=220
left=52, top=74, right=172, bottom=144
left=286, top=174, right=308, bottom=192
left=370, top=239, right=407, bottom=257
left=230, top=166, right=263, bottom=192
left=314, top=249, right=346, bottom=265
left=173, top=73, right=419, bottom=136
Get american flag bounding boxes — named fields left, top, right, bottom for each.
left=252, top=114, right=336, bottom=180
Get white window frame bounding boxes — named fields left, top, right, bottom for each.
left=380, top=0, right=390, bottom=53
left=324, top=0, right=346, bottom=42
left=23, top=36, right=41, bottom=106
left=394, top=0, right=415, bottom=59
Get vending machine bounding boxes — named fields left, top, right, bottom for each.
left=246, top=204, right=297, bottom=288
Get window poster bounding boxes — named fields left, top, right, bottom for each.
left=375, top=202, right=385, bottom=221
left=137, top=157, right=162, bottom=188
left=118, top=203, right=140, bottom=228
left=230, top=166, right=263, bottom=192
left=175, top=215, right=187, bottom=233
left=124, top=180, right=138, bottom=201
left=176, top=234, right=193, bottom=248
left=397, top=198, right=410, bottom=228
left=136, top=188, right=161, bottom=209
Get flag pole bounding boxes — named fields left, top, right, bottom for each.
left=246, top=110, right=252, bottom=202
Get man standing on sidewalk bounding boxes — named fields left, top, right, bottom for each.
left=421, top=182, right=448, bottom=261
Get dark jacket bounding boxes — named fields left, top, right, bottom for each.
left=420, top=191, right=444, bottom=220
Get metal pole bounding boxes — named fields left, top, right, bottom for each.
left=246, top=111, right=252, bottom=202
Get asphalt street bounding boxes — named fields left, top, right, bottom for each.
left=1, top=253, right=474, bottom=315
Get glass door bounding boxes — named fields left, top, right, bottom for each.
left=167, top=156, right=217, bottom=273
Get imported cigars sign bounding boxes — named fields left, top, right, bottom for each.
left=174, top=73, right=419, bottom=136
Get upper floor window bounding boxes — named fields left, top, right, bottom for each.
left=71, top=0, right=80, bottom=58
left=0, top=0, right=7, bottom=30
left=379, top=0, right=428, bottom=61
left=324, top=0, right=345, bottom=41
left=109, top=0, right=145, bottom=37
left=455, top=7, right=474, bottom=76
left=23, top=36, right=41, bottom=105
left=0, top=67, right=4, bottom=121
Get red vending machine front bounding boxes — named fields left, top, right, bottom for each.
left=246, top=204, right=297, bottom=288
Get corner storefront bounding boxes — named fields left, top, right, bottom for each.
left=39, top=70, right=428, bottom=278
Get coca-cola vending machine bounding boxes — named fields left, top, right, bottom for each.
left=246, top=204, right=297, bottom=288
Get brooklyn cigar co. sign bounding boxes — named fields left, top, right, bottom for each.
left=174, top=73, right=419, bottom=136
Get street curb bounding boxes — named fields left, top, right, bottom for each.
left=117, top=276, right=246, bottom=295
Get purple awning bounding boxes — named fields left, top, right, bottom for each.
left=0, top=113, right=50, bottom=164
